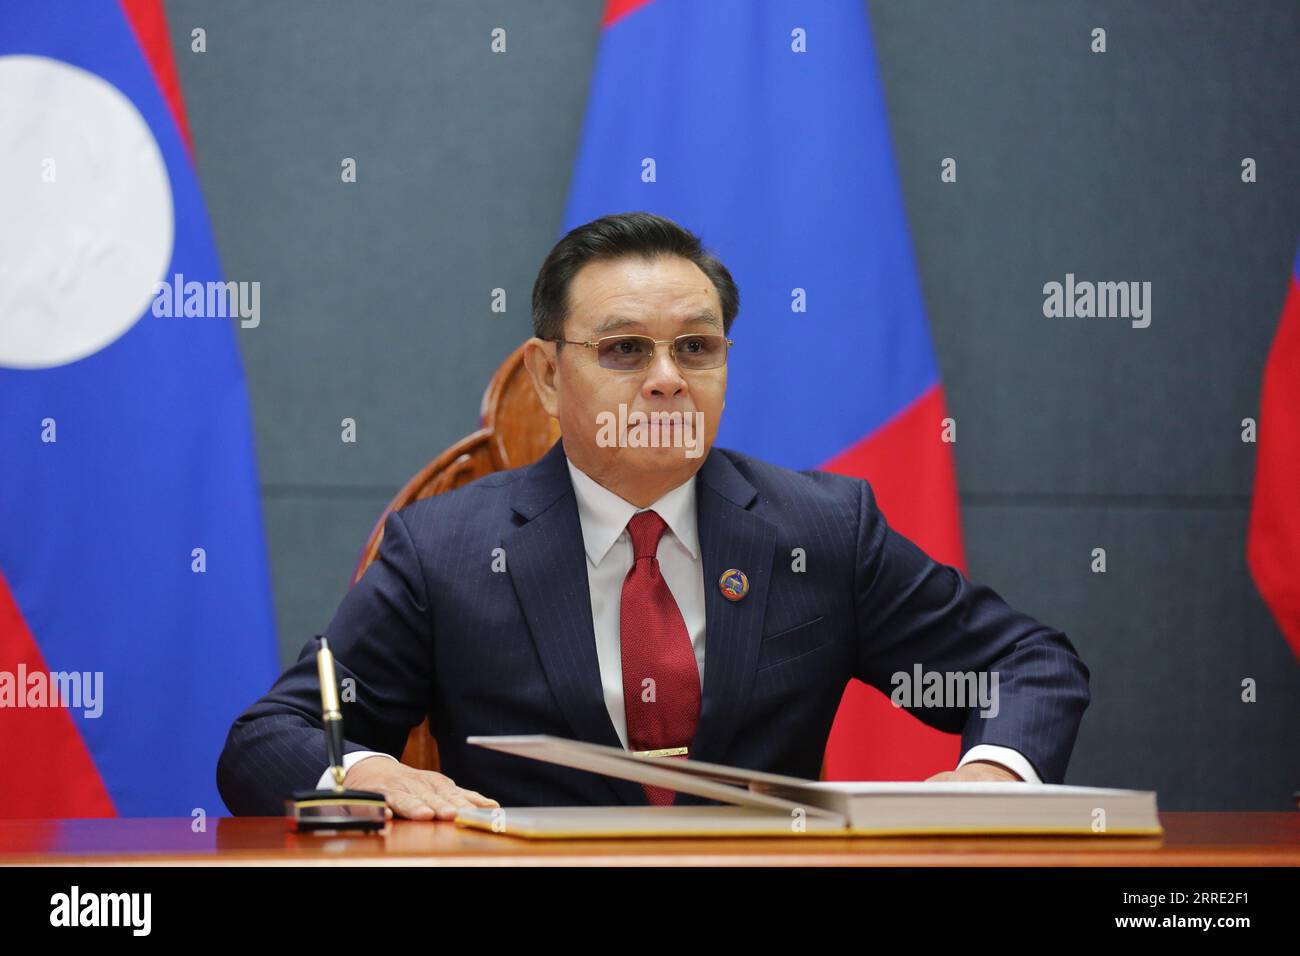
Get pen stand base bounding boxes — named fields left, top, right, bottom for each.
left=286, top=789, right=388, bottom=832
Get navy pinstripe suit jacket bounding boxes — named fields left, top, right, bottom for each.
left=217, top=440, right=1090, bottom=815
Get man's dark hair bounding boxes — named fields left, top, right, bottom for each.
left=531, top=211, right=740, bottom=344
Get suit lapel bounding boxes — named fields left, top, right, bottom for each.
left=688, top=449, right=776, bottom=772
left=504, top=441, right=643, bottom=806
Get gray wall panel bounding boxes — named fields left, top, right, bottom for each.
left=962, top=503, right=1300, bottom=808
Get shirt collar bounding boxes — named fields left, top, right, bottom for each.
left=565, top=457, right=700, bottom=566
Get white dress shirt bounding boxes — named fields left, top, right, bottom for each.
left=321, top=460, right=1041, bottom=788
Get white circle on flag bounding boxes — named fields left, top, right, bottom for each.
left=0, top=54, right=174, bottom=369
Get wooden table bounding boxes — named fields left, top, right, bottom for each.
left=0, top=813, right=1296, bottom=866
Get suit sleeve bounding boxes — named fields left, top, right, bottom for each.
left=216, top=509, right=435, bottom=815
left=851, top=479, right=1090, bottom=784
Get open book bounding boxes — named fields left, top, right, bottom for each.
left=453, top=735, right=1163, bottom=839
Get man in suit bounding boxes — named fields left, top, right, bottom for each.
left=217, top=211, right=1090, bottom=819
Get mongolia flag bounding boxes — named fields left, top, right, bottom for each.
left=1248, top=243, right=1300, bottom=663
left=0, top=1, right=278, bottom=816
left=565, top=0, right=965, bottom=779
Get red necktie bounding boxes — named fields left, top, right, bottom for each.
left=620, top=510, right=700, bottom=806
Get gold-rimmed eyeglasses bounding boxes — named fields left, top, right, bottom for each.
left=552, top=333, right=733, bottom=371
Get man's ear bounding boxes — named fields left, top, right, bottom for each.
left=522, top=337, right=560, bottom=419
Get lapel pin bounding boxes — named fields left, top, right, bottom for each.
left=719, top=568, right=749, bottom=602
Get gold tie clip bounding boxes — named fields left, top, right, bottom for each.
left=633, top=746, right=689, bottom=758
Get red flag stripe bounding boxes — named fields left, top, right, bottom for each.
left=118, top=0, right=194, bottom=155
left=0, top=571, right=117, bottom=819
left=820, top=384, right=966, bottom=779
left=603, top=0, right=655, bottom=29
left=1247, top=269, right=1300, bottom=662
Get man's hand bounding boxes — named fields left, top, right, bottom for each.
left=344, top=756, right=501, bottom=820
left=926, top=760, right=1023, bottom=783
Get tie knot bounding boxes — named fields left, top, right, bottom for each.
left=627, top=509, right=668, bottom=560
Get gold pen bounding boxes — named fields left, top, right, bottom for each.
left=315, top=637, right=346, bottom=791
left=285, top=634, right=387, bottom=831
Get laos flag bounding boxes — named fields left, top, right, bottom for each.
left=565, top=0, right=966, bottom=779
left=0, top=1, right=278, bottom=816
